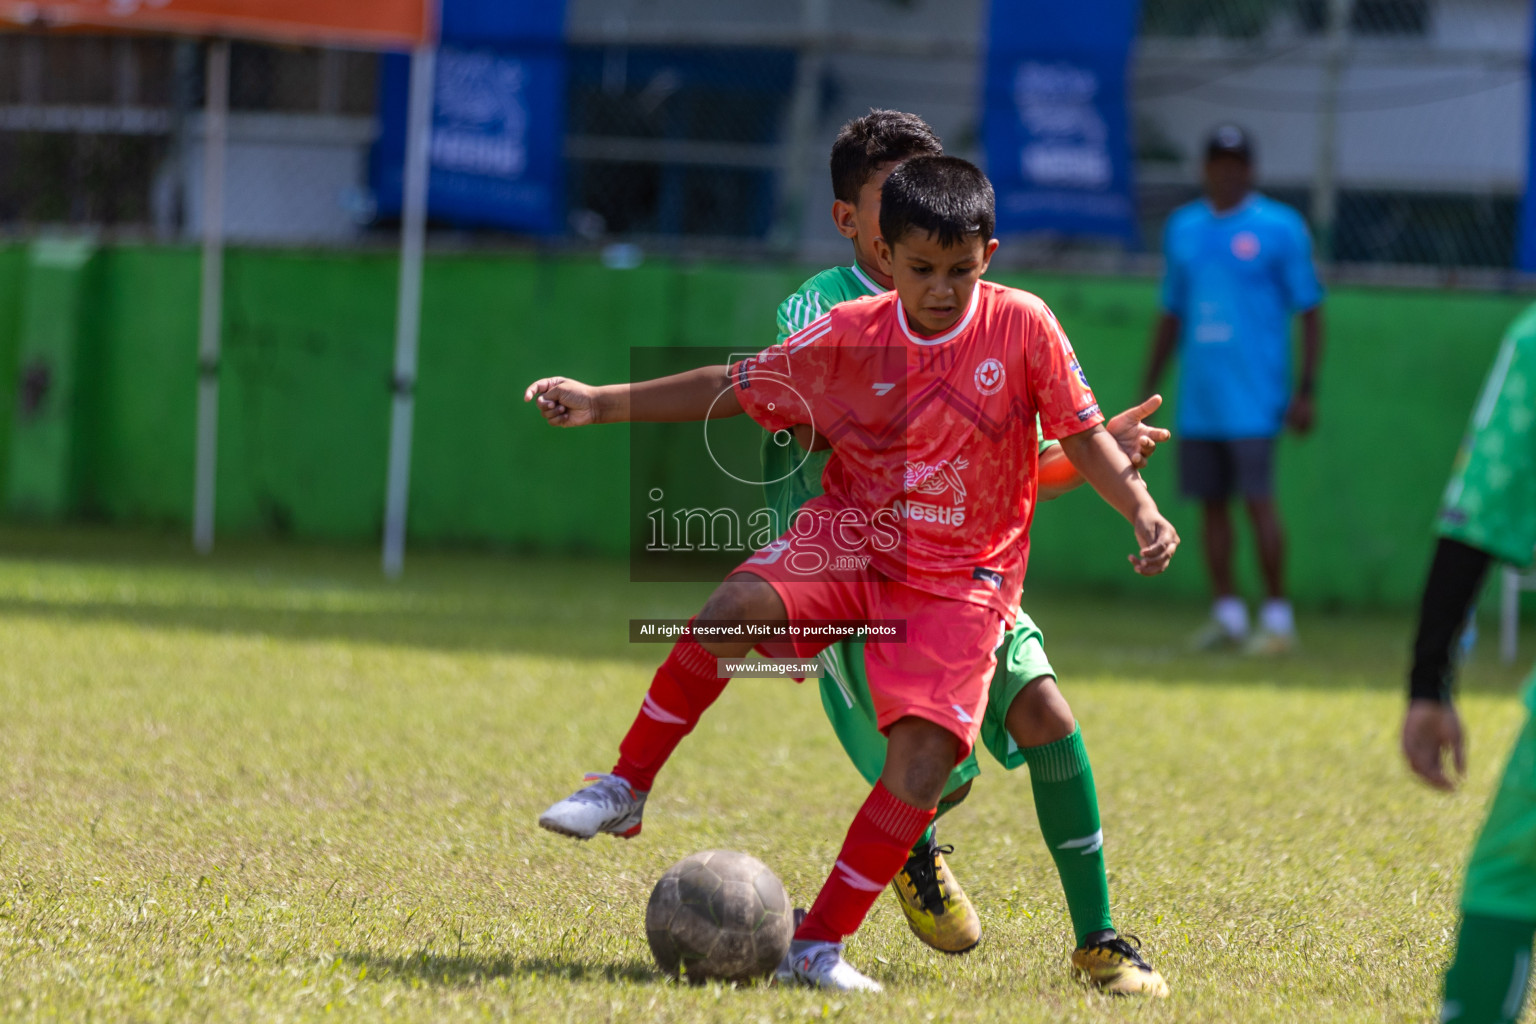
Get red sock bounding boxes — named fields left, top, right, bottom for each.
left=611, top=634, right=724, bottom=792
left=797, top=781, right=936, bottom=943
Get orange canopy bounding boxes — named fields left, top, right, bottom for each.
left=1, top=0, right=434, bottom=48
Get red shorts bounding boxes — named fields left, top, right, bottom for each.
left=729, top=501, right=1006, bottom=761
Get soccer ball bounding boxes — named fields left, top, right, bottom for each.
left=645, top=849, right=794, bottom=983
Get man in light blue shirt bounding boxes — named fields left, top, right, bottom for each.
left=1142, top=125, right=1325, bottom=654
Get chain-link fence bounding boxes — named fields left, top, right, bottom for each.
left=0, top=35, right=378, bottom=241
left=0, top=0, right=1529, bottom=273
left=1138, top=0, right=1527, bottom=269
left=0, top=34, right=176, bottom=230
left=563, top=45, right=798, bottom=243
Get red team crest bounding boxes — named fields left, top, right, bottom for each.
left=974, top=358, right=1005, bottom=395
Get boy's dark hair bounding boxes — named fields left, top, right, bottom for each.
left=829, top=109, right=942, bottom=203
left=878, top=156, right=996, bottom=248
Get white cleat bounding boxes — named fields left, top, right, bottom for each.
left=537, top=773, right=647, bottom=840
left=772, top=911, right=810, bottom=984
left=781, top=941, right=883, bottom=993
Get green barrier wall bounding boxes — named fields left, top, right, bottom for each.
left=1004, top=273, right=1520, bottom=609
left=0, top=242, right=1525, bottom=608
left=0, top=245, right=25, bottom=494
left=7, top=238, right=99, bottom=519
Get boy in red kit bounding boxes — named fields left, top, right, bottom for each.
left=527, top=156, right=1178, bottom=991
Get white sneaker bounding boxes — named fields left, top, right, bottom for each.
left=1188, top=619, right=1244, bottom=652
left=537, top=773, right=647, bottom=840
left=782, top=940, right=882, bottom=993
left=1242, top=627, right=1296, bottom=657
left=772, top=910, right=809, bottom=984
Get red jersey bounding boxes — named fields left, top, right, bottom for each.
left=730, top=280, right=1104, bottom=619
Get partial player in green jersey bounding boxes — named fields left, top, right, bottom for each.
left=1402, top=302, right=1536, bottom=1024
left=757, top=109, right=1170, bottom=996
left=760, top=264, right=876, bottom=531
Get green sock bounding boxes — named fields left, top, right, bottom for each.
left=907, top=790, right=969, bottom=857
left=1443, top=913, right=1536, bottom=1023
left=936, top=790, right=968, bottom=821
left=1022, top=724, right=1113, bottom=946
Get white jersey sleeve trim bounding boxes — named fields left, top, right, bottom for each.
left=848, top=263, right=885, bottom=296
left=785, top=311, right=834, bottom=354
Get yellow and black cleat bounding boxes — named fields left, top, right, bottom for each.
left=889, top=835, right=981, bottom=954
left=1071, top=933, right=1169, bottom=997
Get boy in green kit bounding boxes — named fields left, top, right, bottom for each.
left=1402, top=301, right=1536, bottom=1023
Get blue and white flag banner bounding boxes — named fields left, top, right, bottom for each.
left=982, top=0, right=1141, bottom=244
left=372, top=44, right=565, bottom=235
left=371, top=0, right=567, bottom=235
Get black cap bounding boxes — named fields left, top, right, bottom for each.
left=1205, top=124, right=1253, bottom=163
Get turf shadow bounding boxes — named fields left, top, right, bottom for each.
left=337, top=949, right=661, bottom=987
left=2, top=526, right=1533, bottom=695
left=0, top=592, right=663, bottom=665
left=1, top=591, right=1530, bottom=697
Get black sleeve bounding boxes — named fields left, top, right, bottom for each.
left=1408, top=537, right=1495, bottom=703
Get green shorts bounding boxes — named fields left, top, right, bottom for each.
left=817, top=613, right=1056, bottom=800
left=1463, top=710, right=1536, bottom=920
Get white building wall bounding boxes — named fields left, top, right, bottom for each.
left=1135, top=0, right=1531, bottom=192
left=181, top=113, right=375, bottom=243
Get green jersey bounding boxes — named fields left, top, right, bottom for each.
left=1437, top=302, right=1536, bottom=705
left=1438, top=302, right=1536, bottom=569
left=760, top=264, right=884, bottom=528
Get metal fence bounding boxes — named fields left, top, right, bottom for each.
left=0, top=36, right=378, bottom=241
left=1138, top=0, right=1527, bottom=270
left=0, top=0, right=1529, bottom=274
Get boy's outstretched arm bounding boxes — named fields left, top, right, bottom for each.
left=524, top=366, right=742, bottom=427
left=1039, top=394, right=1171, bottom=500
left=1057, top=424, right=1179, bottom=576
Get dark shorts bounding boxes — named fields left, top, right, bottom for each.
left=1179, top=438, right=1276, bottom=501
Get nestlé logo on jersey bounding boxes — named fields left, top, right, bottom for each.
left=893, top=457, right=968, bottom=526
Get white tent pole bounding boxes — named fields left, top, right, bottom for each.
left=1310, top=0, right=1351, bottom=261
left=193, top=37, right=229, bottom=555
left=382, top=43, right=436, bottom=578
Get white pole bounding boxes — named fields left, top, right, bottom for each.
left=772, top=0, right=828, bottom=253
left=382, top=44, right=436, bottom=578
left=193, top=38, right=229, bottom=555
left=1310, top=0, right=1351, bottom=261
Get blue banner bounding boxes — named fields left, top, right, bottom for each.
left=371, top=0, right=567, bottom=235
left=440, top=2, right=563, bottom=45
left=372, top=44, right=565, bottom=235
left=1518, top=7, right=1536, bottom=270
left=982, top=0, right=1141, bottom=244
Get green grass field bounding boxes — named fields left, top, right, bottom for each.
left=0, top=524, right=1532, bottom=1022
